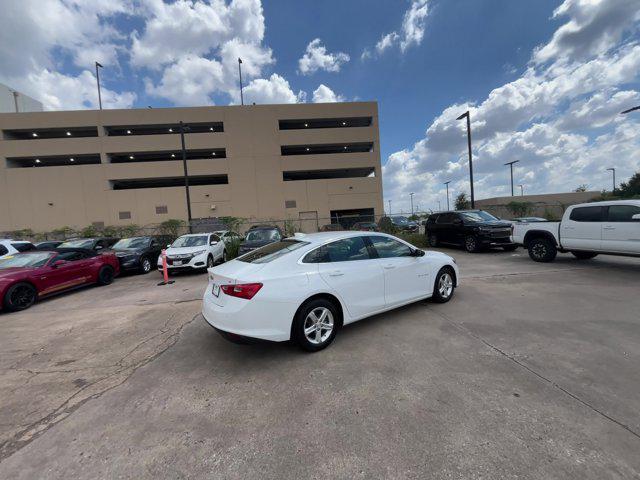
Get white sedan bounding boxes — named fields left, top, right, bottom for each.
left=202, top=231, right=459, bottom=352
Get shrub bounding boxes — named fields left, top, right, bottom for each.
left=378, top=217, right=397, bottom=234
left=81, top=225, right=99, bottom=237
left=397, top=232, right=429, bottom=248
left=506, top=201, right=533, bottom=218
left=225, top=238, right=242, bottom=260
left=51, top=226, right=75, bottom=240
left=158, top=219, right=185, bottom=239
left=219, top=216, right=244, bottom=233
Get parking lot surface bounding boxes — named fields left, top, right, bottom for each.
left=1, top=249, right=639, bottom=479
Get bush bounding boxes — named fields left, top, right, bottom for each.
left=506, top=201, right=533, bottom=218
left=397, top=232, right=429, bottom=248
left=378, top=217, right=397, bottom=234
left=455, top=193, right=470, bottom=210
left=158, top=219, right=185, bottom=239
left=225, top=238, right=241, bottom=260
left=81, top=225, right=99, bottom=237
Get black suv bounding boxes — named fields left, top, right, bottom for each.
left=238, top=225, right=284, bottom=256
left=111, top=236, right=170, bottom=274
left=425, top=210, right=516, bottom=253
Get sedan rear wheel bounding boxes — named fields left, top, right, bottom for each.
left=292, top=299, right=338, bottom=352
left=97, top=266, right=115, bottom=285
left=4, top=282, right=37, bottom=311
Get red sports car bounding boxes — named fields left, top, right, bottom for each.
left=0, top=248, right=120, bottom=312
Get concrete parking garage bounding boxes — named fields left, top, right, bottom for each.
left=0, top=249, right=639, bottom=479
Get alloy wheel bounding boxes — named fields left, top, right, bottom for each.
left=438, top=272, right=454, bottom=299
left=532, top=243, right=546, bottom=259
left=10, top=285, right=35, bottom=309
left=142, top=258, right=151, bottom=273
left=303, top=307, right=334, bottom=345
left=207, top=256, right=214, bottom=268
left=465, top=236, right=476, bottom=252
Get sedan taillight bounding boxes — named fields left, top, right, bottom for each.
left=221, top=283, right=263, bottom=300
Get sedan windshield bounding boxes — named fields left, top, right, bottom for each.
left=391, top=216, right=409, bottom=225
left=171, top=235, right=207, bottom=247
left=460, top=211, right=499, bottom=222
left=238, top=240, right=308, bottom=264
left=113, top=237, right=150, bottom=249
left=245, top=229, right=280, bottom=242
left=0, top=252, right=53, bottom=268
left=59, top=239, right=94, bottom=249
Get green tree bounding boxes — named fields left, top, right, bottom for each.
left=158, top=219, right=185, bottom=240
left=506, top=201, right=533, bottom=217
left=618, top=171, right=640, bottom=198
left=574, top=184, right=589, bottom=192
left=80, top=225, right=99, bottom=237
left=454, top=193, right=470, bottom=210
left=51, top=226, right=75, bottom=239
left=219, top=216, right=244, bottom=233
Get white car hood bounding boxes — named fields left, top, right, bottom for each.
left=166, top=246, right=208, bottom=255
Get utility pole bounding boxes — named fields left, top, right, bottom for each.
left=518, top=184, right=524, bottom=196
left=443, top=181, right=451, bottom=210
left=456, top=111, right=475, bottom=208
left=179, top=121, right=193, bottom=232
left=388, top=199, right=391, bottom=215
left=409, top=192, right=415, bottom=216
left=238, top=58, right=244, bottom=105
left=606, top=167, right=616, bottom=192
left=504, top=160, right=519, bottom=196
left=95, top=62, right=103, bottom=110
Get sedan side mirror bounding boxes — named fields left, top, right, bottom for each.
left=632, top=214, right=640, bottom=221
left=51, top=260, right=67, bottom=268
left=412, top=248, right=425, bottom=257
left=95, top=245, right=103, bottom=250
left=453, top=219, right=463, bottom=225
left=210, top=241, right=218, bottom=245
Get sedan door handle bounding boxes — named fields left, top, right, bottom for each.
left=328, top=271, right=344, bottom=277
left=603, top=226, right=616, bottom=230
left=383, top=264, right=396, bottom=270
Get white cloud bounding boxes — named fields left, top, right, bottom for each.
left=383, top=0, right=640, bottom=213
left=298, top=38, right=350, bottom=75
left=242, top=74, right=305, bottom=104
left=366, top=0, right=429, bottom=58
left=312, top=84, right=345, bottom=103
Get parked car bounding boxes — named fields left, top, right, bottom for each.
left=0, top=248, right=120, bottom=312
left=0, top=239, right=37, bottom=259
left=203, top=231, right=459, bottom=352
left=425, top=210, right=517, bottom=252
left=320, top=224, right=342, bottom=232
left=214, top=230, right=243, bottom=246
left=58, top=237, right=119, bottom=252
left=351, top=222, right=379, bottom=232
left=238, top=225, right=284, bottom=256
left=512, top=200, right=640, bottom=262
left=389, top=216, right=419, bottom=232
left=34, top=240, right=63, bottom=250
left=112, top=236, right=164, bottom=274
left=157, top=233, right=225, bottom=273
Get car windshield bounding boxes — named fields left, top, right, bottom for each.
left=171, top=235, right=207, bottom=247
left=0, top=252, right=53, bottom=269
left=238, top=240, right=308, bottom=264
left=391, top=216, right=409, bottom=225
left=245, top=229, right=280, bottom=242
left=460, top=211, right=499, bottom=222
left=59, top=239, right=94, bottom=249
left=113, top=237, right=150, bottom=249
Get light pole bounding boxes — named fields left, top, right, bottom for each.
left=437, top=200, right=441, bottom=211
left=504, top=160, right=519, bottom=196
left=456, top=111, right=475, bottom=208
left=606, top=167, right=616, bottom=192
left=443, top=181, right=451, bottom=210
left=238, top=58, right=244, bottom=105
left=518, top=184, right=524, bottom=196
left=409, top=192, right=415, bottom=216
left=179, top=121, right=193, bottom=232
left=388, top=199, right=391, bottom=215
left=95, top=61, right=103, bottom=110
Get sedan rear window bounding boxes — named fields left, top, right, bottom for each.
left=11, top=242, right=36, bottom=252
left=238, top=240, right=308, bottom=264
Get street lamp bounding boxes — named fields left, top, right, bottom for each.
left=388, top=199, right=391, bottom=215
left=409, top=192, right=415, bottom=216
left=95, top=61, right=103, bottom=110
left=504, top=160, right=520, bottom=196
left=238, top=58, right=244, bottom=105
left=606, top=167, right=616, bottom=192
left=518, top=184, right=524, bottom=196
left=443, top=180, right=451, bottom=210
left=179, top=121, right=193, bottom=232
left=456, top=111, right=475, bottom=208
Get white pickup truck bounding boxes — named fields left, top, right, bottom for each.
left=512, top=200, right=640, bottom=262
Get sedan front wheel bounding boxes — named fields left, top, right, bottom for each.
left=432, top=268, right=455, bottom=303
left=3, top=282, right=37, bottom=311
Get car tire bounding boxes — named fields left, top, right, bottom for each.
left=571, top=251, right=598, bottom=260
left=464, top=235, right=480, bottom=253
left=431, top=267, right=455, bottom=303
left=206, top=255, right=214, bottom=269
left=502, top=245, right=518, bottom=252
left=428, top=234, right=439, bottom=247
left=527, top=237, right=557, bottom=263
left=139, top=256, right=152, bottom=274
left=3, top=282, right=37, bottom=312
left=97, top=265, right=115, bottom=285
left=292, top=298, right=339, bottom=352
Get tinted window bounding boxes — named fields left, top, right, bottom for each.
left=171, top=235, right=207, bottom=247
left=569, top=206, right=604, bottom=222
left=245, top=229, right=281, bottom=242
left=210, top=234, right=221, bottom=243
left=460, top=211, right=498, bottom=222
left=607, top=205, right=640, bottom=222
left=56, top=251, right=84, bottom=261
left=59, top=239, right=95, bottom=249
left=436, top=213, right=454, bottom=224
left=303, top=237, right=370, bottom=263
left=11, top=242, right=36, bottom=252
left=0, top=245, right=9, bottom=256
left=0, top=252, right=53, bottom=268
left=368, top=236, right=413, bottom=258
left=238, top=240, right=308, bottom=263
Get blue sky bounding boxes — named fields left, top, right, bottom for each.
left=1, top=0, right=639, bottom=213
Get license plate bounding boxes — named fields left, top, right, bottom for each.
left=173, top=260, right=183, bottom=266
left=212, top=283, right=220, bottom=297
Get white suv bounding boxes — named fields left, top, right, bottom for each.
left=157, top=233, right=225, bottom=273
left=0, top=239, right=37, bottom=259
